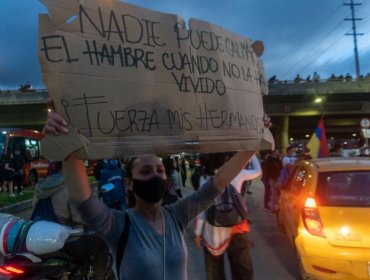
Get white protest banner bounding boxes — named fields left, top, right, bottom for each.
left=39, top=0, right=274, bottom=160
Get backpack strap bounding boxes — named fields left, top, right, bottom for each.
left=116, top=211, right=130, bottom=279
left=230, top=184, right=249, bottom=221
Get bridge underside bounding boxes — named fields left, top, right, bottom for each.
left=265, top=81, right=370, bottom=149
left=265, top=93, right=370, bottom=138
left=282, top=115, right=365, bottom=138
left=0, top=103, right=48, bottom=131
left=0, top=91, right=48, bottom=131
left=0, top=85, right=369, bottom=150
left=1, top=105, right=362, bottom=137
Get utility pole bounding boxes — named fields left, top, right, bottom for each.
left=344, top=0, right=363, bottom=79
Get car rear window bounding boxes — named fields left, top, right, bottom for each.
left=316, top=171, right=370, bottom=207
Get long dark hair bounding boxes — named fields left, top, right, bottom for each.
left=125, top=157, right=137, bottom=180
left=125, top=157, right=137, bottom=208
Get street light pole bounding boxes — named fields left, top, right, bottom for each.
left=344, top=0, right=363, bottom=79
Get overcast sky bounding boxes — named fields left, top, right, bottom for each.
left=1, top=0, right=370, bottom=89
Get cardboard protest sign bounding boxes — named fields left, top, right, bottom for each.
left=39, top=0, right=274, bottom=160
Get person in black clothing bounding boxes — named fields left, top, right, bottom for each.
left=11, top=149, right=25, bottom=195
left=93, top=160, right=106, bottom=182
left=294, top=74, right=302, bottom=83
left=261, top=149, right=282, bottom=211
left=180, top=158, right=187, bottom=187
left=174, top=156, right=180, bottom=173
left=1, top=154, right=15, bottom=196
left=330, top=143, right=343, bottom=157
left=0, top=153, right=6, bottom=186
left=189, top=158, right=195, bottom=174
left=359, top=147, right=368, bottom=157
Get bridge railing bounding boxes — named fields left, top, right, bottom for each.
left=0, top=88, right=48, bottom=94
left=0, top=89, right=48, bottom=105
left=268, top=78, right=370, bottom=95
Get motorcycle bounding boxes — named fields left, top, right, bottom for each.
left=0, top=226, right=113, bottom=280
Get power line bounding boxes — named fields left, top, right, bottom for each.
left=296, top=34, right=347, bottom=75
left=280, top=20, right=346, bottom=79
left=270, top=4, right=343, bottom=78
left=357, top=17, right=370, bottom=29
left=279, top=1, right=368, bottom=80
left=296, top=1, right=368, bottom=77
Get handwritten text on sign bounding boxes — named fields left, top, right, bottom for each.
left=39, top=0, right=272, bottom=158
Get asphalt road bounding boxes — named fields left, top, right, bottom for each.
left=14, top=179, right=299, bottom=280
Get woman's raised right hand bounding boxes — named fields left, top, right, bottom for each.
left=43, top=111, right=69, bottom=135
left=42, top=99, right=69, bottom=135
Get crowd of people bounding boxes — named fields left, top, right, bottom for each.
left=3, top=91, right=365, bottom=280
left=3, top=132, right=369, bottom=279
left=260, top=145, right=309, bottom=214
left=260, top=143, right=370, bottom=215
left=3, top=131, right=370, bottom=279
left=268, top=72, right=370, bottom=85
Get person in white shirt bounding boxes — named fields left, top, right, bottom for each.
left=194, top=154, right=262, bottom=280
left=281, top=146, right=297, bottom=169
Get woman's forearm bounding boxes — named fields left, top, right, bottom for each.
left=64, top=155, right=92, bottom=203
left=213, top=151, right=255, bottom=191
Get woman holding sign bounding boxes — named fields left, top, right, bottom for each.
left=42, top=40, right=268, bottom=280
left=43, top=110, right=271, bottom=280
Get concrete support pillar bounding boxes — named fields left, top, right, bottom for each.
left=281, top=116, right=289, bottom=152
left=273, top=116, right=289, bottom=152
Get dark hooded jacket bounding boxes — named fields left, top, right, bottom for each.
left=33, top=173, right=83, bottom=226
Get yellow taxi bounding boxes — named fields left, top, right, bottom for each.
left=277, top=157, right=370, bottom=280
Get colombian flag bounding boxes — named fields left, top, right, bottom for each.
left=306, top=117, right=329, bottom=159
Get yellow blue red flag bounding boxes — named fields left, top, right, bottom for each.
left=306, top=117, right=329, bottom=159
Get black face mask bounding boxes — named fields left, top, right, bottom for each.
left=132, top=176, right=167, bottom=203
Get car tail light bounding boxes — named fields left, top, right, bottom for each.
left=0, top=265, right=25, bottom=275
left=302, top=197, right=326, bottom=237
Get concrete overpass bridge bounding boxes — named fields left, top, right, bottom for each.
left=1, top=80, right=370, bottom=151
left=0, top=89, right=48, bottom=131
left=265, top=80, right=370, bottom=150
